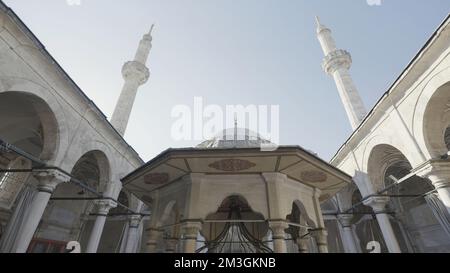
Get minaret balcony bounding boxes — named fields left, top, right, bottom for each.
left=322, top=49, right=352, bottom=74
left=121, top=60, right=150, bottom=84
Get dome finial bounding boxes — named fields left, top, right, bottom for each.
left=234, top=114, right=238, bottom=142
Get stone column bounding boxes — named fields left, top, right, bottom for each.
left=269, top=221, right=289, bottom=253
left=364, top=196, right=401, bottom=253
left=85, top=199, right=117, bottom=253
left=416, top=161, right=450, bottom=215
left=145, top=228, right=162, bottom=253
left=296, top=226, right=310, bottom=253
left=296, top=238, right=309, bottom=253
left=165, top=238, right=179, bottom=253
left=13, top=170, right=70, bottom=253
left=310, top=228, right=329, bottom=253
left=337, top=215, right=359, bottom=253
left=124, top=215, right=142, bottom=253
left=181, top=221, right=202, bottom=253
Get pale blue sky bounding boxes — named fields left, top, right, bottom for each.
left=4, top=0, right=450, bottom=161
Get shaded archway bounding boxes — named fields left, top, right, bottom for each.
left=421, top=82, right=450, bottom=158
left=0, top=92, right=59, bottom=243
left=351, top=188, right=388, bottom=253
left=367, top=144, right=450, bottom=252
left=285, top=200, right=317, bottom=253
left=29, top=151, right=110, bottom=253
left=200, top=195, right=269, bottom=253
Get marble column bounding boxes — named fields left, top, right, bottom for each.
left=337, top=215, right=359, bottom=253
left=124, top=215, right=142, bottom=253
left=181, top=221, right=202, bottom=253
left=12, top=169, right=70, bottom=253
left=145, top=228, right=161, bottom=253
left=269, top=221, right=289, bottom=253
left=364, top=196, right=401, bottom=253
left=416, top=161, right=450, bottom=215
left=310, top=228, right=329, bottom=253
left=85, top=199, right=117, bottom=253
left=165, top=238, right=179, bottom=253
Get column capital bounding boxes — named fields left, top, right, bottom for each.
left=93, top=199, right=117, bottom=215
left=414, top=160, right=450, bottom=189
left=128, top=215, right=142, bottom=228
left=310, top=228, right=328, bottom=246
left=32, top=169, right=71, bottom=193
left=181, top=221, right=202, bottom=239
left=337, top=214, right=354, bottom=228
left=269, top=221, right=289, bottom=238
left=363, top=196, right=390, bottom=213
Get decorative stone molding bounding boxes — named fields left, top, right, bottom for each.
left=144, top=173, right=169, bottom=185
left=363, top=196, right=390, bottom=213
left=181, top=221, right=203, bottom=239
left=414, top=160, right=450, bottom=189
left=269, top=221, right=289, bottom=239
left=337, top=215, right=354, bottom=228
left=129, top=215, right=142, bottom=228
left=301, top=170, right=328, bottom=183
left=92, top=199, right=117, bottom=216
left=208, top=159, right=256, bottom=172
left=32, top=169, right=71, bottom=193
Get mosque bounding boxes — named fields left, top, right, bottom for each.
left=0, top=1, right=449, bottom=253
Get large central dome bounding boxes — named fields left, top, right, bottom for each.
left=197, top=128, right=272, bottom=149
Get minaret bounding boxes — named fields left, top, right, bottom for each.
left=111, top=25, right=154, bottom=136
left=315, top=17, right=367, bottom=130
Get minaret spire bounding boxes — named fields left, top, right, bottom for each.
left=111, top=27, right=154, bottom=136
left=316, top=17, right=367, bottom=130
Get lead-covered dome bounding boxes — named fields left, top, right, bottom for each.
left=197, top=128, right=273, bottom=149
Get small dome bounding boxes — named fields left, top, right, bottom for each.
left=197, top=128, right=273, bottom=149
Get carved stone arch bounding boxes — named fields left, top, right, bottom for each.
left=412, top=66, right=450, bottom=159
left=361, top=134, right=419, bottom=175
left=366, top=144, right=412, bottom=192
left=60, top=140, right=114, bottom=192
left=201, top=191, right=269, bottom=220
left=0, top=77, right=69, bottom=164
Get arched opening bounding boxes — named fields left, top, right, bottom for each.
left=285, top=201, right=317, bottom=253
left=320, top=198, right=345, bottom=253
left=367, top=144, right=450, bottom=252
left=0, top=92, right=59, bottom=243
left=95, top=191, right=131, bottom=253
left=200, top=195, right=269, bottom=253
left=29, top=151, right=110, bottom=253
left=422, top=82, right=450, bottom=158
left=351, top=188, right=388, bottom=253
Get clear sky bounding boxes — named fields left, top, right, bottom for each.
left=4, top=0, right=450, bottom=162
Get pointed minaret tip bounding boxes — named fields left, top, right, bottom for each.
left=149, top=24, right=155, bottom=35
left=315, top=16, right=321, bottom=27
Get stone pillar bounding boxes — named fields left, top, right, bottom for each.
left=12, top=170, right=70, bottom=253
left=416, top=161, right=450, bottom=215
left=145, top=228, right=162, bottom=253
left=165, top=238, right=179, bottom=253
left=85, top=199, right=117, bottom=253
left=364, top=196, right=401, bottom=253
left=310, top=228, right=328, bottom=253
left=181, top=221, right=202, bottom=253
left=296, top=238, right=309, bottom=253
left=124, top=215, right=142, bottom=253
left=269, top=221, right=289, bottom=253
left=337, top=215, right=359, bottom=253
